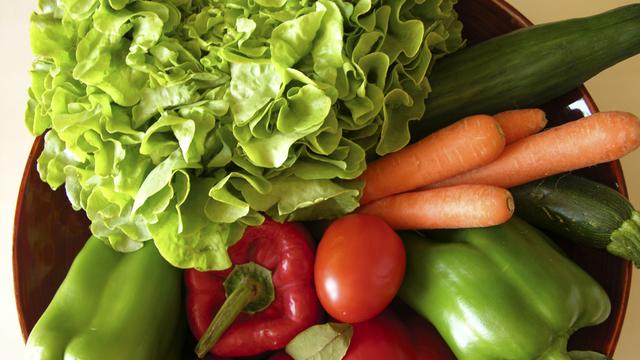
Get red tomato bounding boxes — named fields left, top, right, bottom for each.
left=343, top=311, right=414, bottom=360
left=314, top=214, right=406, bottom=323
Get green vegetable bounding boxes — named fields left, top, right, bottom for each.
left=25, top=236, right=184, bottom=360
left=410, top=3, right=640, bottom=138
left=511, top=173, right=640, bottom=267
left=399, top=217, right=611, bottom=360
left=26, top=0, right=464, bottom=270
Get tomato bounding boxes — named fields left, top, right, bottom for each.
left=343, top=311, right=414, bottom=360
left=314, top=213, right=406, bottom=323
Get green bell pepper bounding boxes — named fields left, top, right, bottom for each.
left=399, top=217, right=611, bottom=360
left=25, top=236, right=184, bottom=360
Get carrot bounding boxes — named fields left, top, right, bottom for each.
left=360, top=114, right=505, bottom=205
left=428, top=111, right=640, bottom=189
left=358, top=185, right=515, bottom=229
left=494, top=108, right=548, bottom=144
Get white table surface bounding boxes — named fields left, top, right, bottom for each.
left=1, top=0, right=638, bottom=358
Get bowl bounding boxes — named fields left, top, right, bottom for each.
left=13, top=0, right=632, bottom=357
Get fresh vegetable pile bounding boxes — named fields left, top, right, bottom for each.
left=26, top=0, right=463, bottom=270
left=23, top=1, right=640, bottom=360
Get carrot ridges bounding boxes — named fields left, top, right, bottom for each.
left=360, top=114, right=506, bottom=204
left=494, top=108, right=548, bottom=144
left=359, top=185, right=515, bottom=229
left=429, top=111, right=640, bottom=189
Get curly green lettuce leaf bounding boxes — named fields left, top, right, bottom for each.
left=26, top=0, right=464, bottom=270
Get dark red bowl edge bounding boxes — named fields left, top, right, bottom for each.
left=13, top=135, right=45, bottom=342
left=492, top=0, right=535, bottom=27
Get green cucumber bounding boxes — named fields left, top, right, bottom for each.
left=511, top=173, right=640, bottom=267
left=411, top=4, right=640, bottom=139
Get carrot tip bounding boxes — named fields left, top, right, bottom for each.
left=507, top=195, right=515, bottom=214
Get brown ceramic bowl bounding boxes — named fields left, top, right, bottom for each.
left=13, top=0, right=631, bottom=358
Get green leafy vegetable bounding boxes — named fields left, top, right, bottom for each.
left=26, top=0, right=464, bottom=270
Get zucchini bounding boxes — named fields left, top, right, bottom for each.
left=411, top=4, right=640, bottom=139
left=511, top=173, right=640, bottom=267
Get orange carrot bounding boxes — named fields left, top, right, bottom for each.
left=494, top=108, right=548, bottom=144
left=360, top=114, right=505, bottom=205
left=428, top=111, right=640, bottom=189
left=358, top=185, right=514, bottom=229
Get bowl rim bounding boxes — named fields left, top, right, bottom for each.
left=13, top=133, right=46, bottom=342
left=12, top=0, right=633, bottom=355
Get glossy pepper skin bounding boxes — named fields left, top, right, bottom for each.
left=344, top=310, right=415, bottom=360
left=394, top=303, right=456, bottom=360
left=185, top=218, right=322, bottom=358
left=399, top=217, right=611, bottom=360
left=25, top=236, right=184, bottom=360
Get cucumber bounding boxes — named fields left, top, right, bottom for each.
left=411, top=4, right=640, bottom=139
left=511, top=173, right=640, bottom=267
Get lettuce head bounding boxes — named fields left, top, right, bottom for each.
left=26, top=0, right=464, bottom=270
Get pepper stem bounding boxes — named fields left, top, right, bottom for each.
left=195, top=262, right=275, bottom=359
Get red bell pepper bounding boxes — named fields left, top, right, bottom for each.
left=344, top=307, right=455, bottom=360
left=268, top=352, right=293, bottom=360
left=267, top=308, right=453, bottom=360
left=185, top=218, right=323, bottom=358
left=393, top=302, right=456, bottom=360
left=343, top=311, right=414, bottom=360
